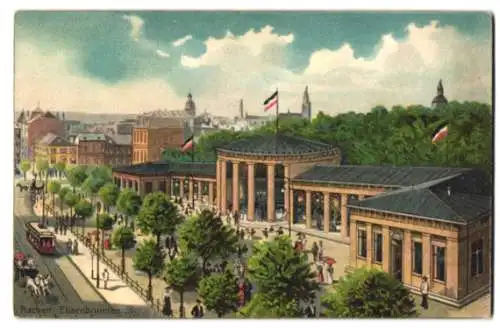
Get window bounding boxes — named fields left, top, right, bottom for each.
left=412, top=241, right=423, bottom=275
left=159, top=181, right=166, bottom=192
left=145, top=182, right=153, bottom=194
left=471, top=239, right=484, bottom=277
left=373, top=232, right=383, bottom=263
left=357, top=228, right=367, bottom=258
left=433, top=245, right=446, bottom=282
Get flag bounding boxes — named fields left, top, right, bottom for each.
left=180, top=136, right=194, bottom=152
left=263, top=91, right=278, bottom=111
left=432, top=124, right=448, bottom=144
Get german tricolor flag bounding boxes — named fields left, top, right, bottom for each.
left=180, top=136, right=194, bottom=153
left=432, top=123, right=449, bottom=144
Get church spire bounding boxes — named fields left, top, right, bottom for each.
left=437, top=79, right=444, bottom=96
left=239, top=99, right=244, bottom=118
left=301, top=86, right=311, bottom=121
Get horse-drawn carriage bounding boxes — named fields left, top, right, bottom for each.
left=14, top=251, right=53, bottom=298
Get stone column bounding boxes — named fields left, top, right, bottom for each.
left=216, top=160, right=221, bottom=208
left=232, top=162, right=240, bottom=212
left=197, top=181, right=202, bottom=202
left=267, top=164, right=275, bottom=222
left=289, top=189, right=294, bottom=228
left=403, top=230, right=412, bottom=285
left=208, top=182, right=214, bottom=205
left=170, top=178, right=175, bottom=197
left=221, top=160, right=227, bottom=213
left=323, top=192, right=330, bottom=233
left=422, top=233, right=431, bottom=279
left=382, top=226, right=391, bottom=273
left=189, top=179, right=194, bottom=204
left=446, top=237, right=459, bottom=299
left=305, top=190, right=312, bottom=228
left=247, top=163, right=255, bottom=221
left=349, top=219, right=357, bottom=268
left=120, top=177, right=124, bottom=190
left=366, top=223, right=373, bottom=267
left=179, top=178, right=184, bottom=198
left=284, top=165, right=290, bottom=213
left=153, top=180, right=159, bottom=192
left=341, top=194, right=349, bottom=238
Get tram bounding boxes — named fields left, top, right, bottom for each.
left=25, top=222, right=56, bottom=255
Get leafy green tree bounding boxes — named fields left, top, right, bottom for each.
left=111, top=225, right=135, bottom=274
left=74, top=199, right=94, bottom=235
left=133, top=240, right=166, bottom=301
left=98, top=182, right=120, bottom=212
left=66, top=165, right=88, bottom=192
left=53, top=162, right=66, bottom=179
left=198, top=270, right=239, bottom=318
left=178, top=209, right=238, bottom=273
left=64, top=191, right=79, bottom=217
left=20, top=160, right=31, bottom=180
left=239, top=292, right=302, bottom=318
left=116, top=188, right=142, bottom=226
left=322, top=268, right=417, bottom=318
left=58, top=186, right=70, bottom=213
left=163, top=254, right=199, bottom=318
left=247, top=236, right=318, bottom=314
left=96, top=213, right=114, bottom=230
left=82, top=175, right=108, bottom=205
left=136, top=192, right=182, bottom=245
left=35, top=158, right=49, bottom=180
left=47, top=180, right=61, bottom=215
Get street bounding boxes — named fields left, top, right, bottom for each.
left=13, top=188, right=151, bottom=318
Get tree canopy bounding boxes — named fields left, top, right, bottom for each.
left=47, top=180, right=61, bottom=195
left=322, top=268, right=417, bottom=318
left=177, top=210, right=238, bottom=271
left=198, top=270, right=239, bottom=318
left=239, top=292, right=303, bottom=318
left=96, top=213, right=114, bottom=230
left=116, top=188, right=142, bottom=219
left=246, top=236, right=318, bottom=315
left=162, top=102, right=492, bottom=175
left=74, top=199, right=94, bottom=220
left=20, top=160, right=31, bottom=180
left=136, top=192, right=182, bottom=245
left=98, top=182, right=120, bottom=211
left=133, top=239, right=166, bottom=277
left=66, top=165, right=88, bottom=190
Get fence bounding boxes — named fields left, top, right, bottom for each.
left=72, top=230, right=164, bottom=316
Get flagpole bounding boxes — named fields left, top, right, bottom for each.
left=191, top=136, right=195, bottom=209
left=275, top=88, right=279, bottom=135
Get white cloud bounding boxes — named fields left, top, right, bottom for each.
left=14, top=42, right=184, bottom=114
left=155, top=49, right=170, bottom=58
left=172, top=34, right=193, bottom=47
left=122, top=14, right=144, bottom=42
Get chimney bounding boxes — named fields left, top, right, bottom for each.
left=447, top=186, right=452, bottom=197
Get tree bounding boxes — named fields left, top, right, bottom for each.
left=96, top=213, right=114, bottom=230
left=247, top=236, right=318, bottom=315
left=98, top=182, right=120, bottom=212
left=136, top=192, right=182, bottom=246
left=178, top=209, right=238, bottom=273
left=53, top=162, right=66, bottom=179
left=36, top=158, right=49, bottom=180
left=47, top=181, right=61, bottom=215
left=82, top=176, right=108, bottom=206
left=64, top=191, right=79, bottom=217
left=163, top=254, right=199, bottom=318
left=74, top=199, right=94, bottom=235
left=116, top=188, right=142, bottom=226
left=58, top=186, right=70, bottom=213
left=20, top=160, right=31, bottom=180
left=133, top=240, right=166, bottom=301
left=322, top=268, right=417, bottom=318
left=111, top=225, right=135, bottom=274
left=239, top=292, right=302, bottom=318
left=198, top=270, right=239, bottom=318
left=66, top=165, right=88, bottom=192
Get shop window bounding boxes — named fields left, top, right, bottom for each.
left=471, top=239, right=484, bottom=277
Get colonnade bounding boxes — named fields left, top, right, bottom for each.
left=170, top=177, right=215, bottom=205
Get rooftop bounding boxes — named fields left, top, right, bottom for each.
left=113, top=161, right=217, bottom=177
left=37, top=133, right=72, bottom=147
left=217, top=133, right=338, bottom=156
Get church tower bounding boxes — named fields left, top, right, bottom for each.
left=301, top=86, right=311, bottom=121
left=431, top=79, right=448, bottom=108
left=184, top=92, right=196, bottom=117
left=239, top=99, right=244, bottom=118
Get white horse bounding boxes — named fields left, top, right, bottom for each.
left=25, top=277, right=40, bottom=297
left=38, top=274, right=52, bottom=296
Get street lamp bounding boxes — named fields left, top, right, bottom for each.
left=95, top=202, right=102, bottom=288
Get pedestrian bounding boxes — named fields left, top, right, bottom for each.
left=244, top=278, right=253, bottom=303
left=191, top=299, right=204, bottom=318
left=55, top=222, right=59, bottom=235
left=318, top=241, right=324, bottom=260
left=162, top=286, right=173, bottom=318
left=72, top=240, right=79, bottom=255
left=262, top=227, right=269, bottom=239
left=326, top=263, right=334, bottom=285
left=311, top=241, right=319, bottom=262
left=420, top=276, right=429, bottom=310
left=63, top=222, right=68, bottom=236
left=66, top=239, right=73, bottom=254
left=238, top=280, right=245, bottom=307
left=316, top=262, right=324, bottom=284
left=102, top=269, right=110, bottom=289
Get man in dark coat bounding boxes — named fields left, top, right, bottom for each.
left=191, top=299, right=204, bottom=318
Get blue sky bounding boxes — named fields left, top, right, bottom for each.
left=14, top=11, right=492, bottom=116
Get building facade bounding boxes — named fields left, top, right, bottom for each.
left=132, top=124, right=185, bottom=164
left=75, top=133, right=131, bottom=166
left=27, top=110, right=65, bottom=160
left=14, top=126, right=21, bottom=166
left=34, top=133, right=76, bottom=165
left=112, top=132, right=492, bottom=308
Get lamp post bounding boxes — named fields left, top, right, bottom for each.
left=190, top=175, right=195, bottom=210
left=95, top=202, right=101, bottom=288
left=90, top=247, right=95, bottom=279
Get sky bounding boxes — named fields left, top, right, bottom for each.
left=14, top=11, right=493, bottom=117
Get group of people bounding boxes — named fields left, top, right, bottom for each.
left=54, top=214, right=73, bottom=235
left=162, top=287, right=205, bottom=318
left=65, top=238, right=79, bottom=255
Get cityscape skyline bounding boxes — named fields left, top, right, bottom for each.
left=15, top=11, right=492, bottom=116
